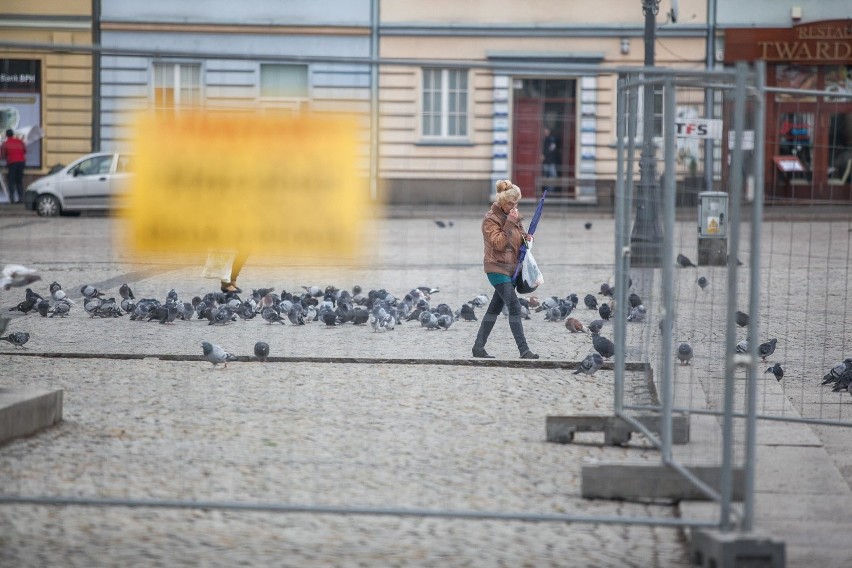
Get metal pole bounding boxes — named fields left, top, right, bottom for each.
left=369, top=0, right=380, bottom=200
left=630, top=0, right=663, bottom=267
left=702, top=0, right=717, bottom=192
left=614, top=76, right=627, bottom=414
left=744, top=60, right=766, bottom=532
left=660, top=76, right=676, bottom=461
left=720, top=61, right=748, bottom=533
left=92, top=0, right=102, bottom=152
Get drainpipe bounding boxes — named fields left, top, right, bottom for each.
left=92, top=0, right=101, bottom=152
left=703, top=0, right=716, bottom=192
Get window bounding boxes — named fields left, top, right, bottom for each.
left=422, top=68, right=468, bottom=138
left=259, top=64, right=309, bottom=115
left=153, top=63, right=201, bottom=114
left=72, top=155, right=113, bottom=177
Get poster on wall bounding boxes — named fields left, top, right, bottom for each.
left=0, top=59, right=42, bottom=168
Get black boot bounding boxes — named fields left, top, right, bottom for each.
left=472, top=314, right=498, bottom=358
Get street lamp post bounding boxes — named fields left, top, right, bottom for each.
left=630, top=0, right=664, bottom=267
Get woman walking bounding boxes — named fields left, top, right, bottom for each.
left=472, top=179, right=539, bottom=359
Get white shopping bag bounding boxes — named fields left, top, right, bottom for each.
left=201, top=251, right=235, bottom=280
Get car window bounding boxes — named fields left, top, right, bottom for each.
left=116, top=155, right=134, bottom=173
left=73, top=155, right=114, bottom=176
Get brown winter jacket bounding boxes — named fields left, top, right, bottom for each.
left=482, top=202, right=526, bottom=276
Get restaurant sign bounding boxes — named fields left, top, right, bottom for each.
left=724, top=19, right=852, bottom=64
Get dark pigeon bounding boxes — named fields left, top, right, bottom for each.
left=765, top=363, right=783, bottom=382
left=677, top=253, right=697, bottom=268
left=735, top=311, right=749, bottom=327
left=591, top=332, right=615, bottom=359
left=583, top=294, right=598, bottom=310
left=598, top=303, right=611, bottom=321
left=697, top=276, right=708, bottom=290
left=254, top=341, right=269, bottom=361
left=588, top=320, right=605, bottom=334
left=677, top=343, right=693, bottom=365
left=758, top=338, right=777, bottom=361
left=0, top=331, right=29, bottom=348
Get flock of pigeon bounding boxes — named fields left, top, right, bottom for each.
left=0, top=260, right=849, bottom=395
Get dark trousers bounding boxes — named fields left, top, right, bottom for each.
left=473, top=281, right=530, bottom=356
left=6, top=162, right=24, bottom=203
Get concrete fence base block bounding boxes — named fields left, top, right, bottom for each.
left=0, top=389, right=63, bottom=446
left=581, top=462, right=745, bottom=501
left=690, top=528, right=785, bottom=568
left=546, top=413, right=689, bottom=446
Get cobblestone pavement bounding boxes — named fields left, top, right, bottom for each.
left=0, top=212, right=691, bottom=567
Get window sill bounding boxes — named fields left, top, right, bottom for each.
left=416, top=139, right=475, bottom=147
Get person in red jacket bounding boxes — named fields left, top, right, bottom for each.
left=1, top=129, right=27, bottom=203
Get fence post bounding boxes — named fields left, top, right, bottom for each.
left=660, top=76, right=677, bottom=461
left=720, top=61, right=748, bottom=532
left=614, top=76, right=627, bottom=415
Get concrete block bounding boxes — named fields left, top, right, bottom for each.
left=0, top=389, right=63, bottom=446
left=690, top=528, right=785, bottom=568
left=581, top=462, right=745, bottom=501
left=546, top=413, right=689, bottom=446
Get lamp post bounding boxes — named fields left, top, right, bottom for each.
left=630, top=0, right=664, bottom=266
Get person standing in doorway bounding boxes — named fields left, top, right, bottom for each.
left=472, top=179, right=539, bottom=360
left=541, top=127, right=559, bottom=192
left=1, top=129, right=26, bottom=204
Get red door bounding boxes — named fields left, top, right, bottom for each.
left=512, top=98, right=542, bottom=198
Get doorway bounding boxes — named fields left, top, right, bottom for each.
left=511, top=78, right=576, bottom=199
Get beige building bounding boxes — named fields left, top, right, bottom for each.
left=0, top=0, right=93, bottom=183
left=377, top=0, right=709, bottom=204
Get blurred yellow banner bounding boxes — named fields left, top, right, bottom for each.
left=126, top=111, right=370, bottom=257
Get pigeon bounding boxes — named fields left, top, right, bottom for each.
left=80, top=284, right=104, bottom=299
left=584, top=222, right=592, bottom=230
left=583, top=294, right=598, bottom=310
left=591, top=332, right=615, bottom=359
left=677, top=343, right=693, bottom=365
left=9, top=299, right=35, bottom=314
left=49, top=302, right=70, bottom=318
left=419, top=310, right=438, bottom=330
left=565, top=318, right=585, bottom=333
left=50, top=284, right=73, bottom=305
left=677, top=253, right=697, bottom=268
left=25, top=288, right=44, bottom=303
left=821, top=358, right=852, bottom=385
left=83, top=297, right=103, bottom=317
left=831, top=367, right=852, bottom=393
left=588, top=319, right=605, bottom=334
left=261, top=307, right=285, bottom=325
left=573, top=352, right=604, bottom=376
left=598, top=303, right=611, bottom=321
left=758, top=338, right=777, bottom=361
left=166, top=289, right=179, bottom=303
left=735, top=311, right=749, bottom=327
left=627, top=305, right=647, bottom=322
left=0, top=331, right=29, bottom=348
left=201, top=341, right=237, bottom=369
left=254, top=341, right=270, bottom=362
left=456, top=303, right=477, bottom=322
left=599, top=283, right=613, bottom=297
left=434, top=220, right=447, bottom=228
left=736, top=340, right=749, bottom=354
left=119, top=283, right=135, bottom=300
left=765, top=363, right=783, bottom=382
left=0, top=264, right=41, bottom=290
left=36, top=299, right=51, bottom=317
left=628, top=293, right=642, bottom=309
left=436, top=314, right=453, bottom=330
left=697, top=276, right=708, bottom=290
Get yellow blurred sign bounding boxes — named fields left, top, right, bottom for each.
left=707, top=217, right=719, bottom=234
left=126, top=111, right=370, bottom=257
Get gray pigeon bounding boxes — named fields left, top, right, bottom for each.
left=36, top=299, right=51, bottom=317
left=201, top=341, right=237, bottom=369
left=584, top=294, right=598, bottom=310
left=254, top=341, right=269, bottom=361
left=697, top=276, right=708, bottom=290
left=821, top=358, right=852, bottom=385
left=736, top=340, right=749, bottom=354
left=261, top=307, right=285, bottom=325
left=627, top=305, right=647, bottom=322
left=573, top=352, right=604, bottom=376
left=758, top=338, right=777, bottom=361
left=49, top=301, right=71, bottom=317
left=588, top=319, right=605, bottom=334
left=677, top=343, right=693, bottom=365
left=765, top=363, right=783, bottom=381
left=80, top=284, right=104, bottom=299
left=677, top=253, right=697, bottom=268
left=0, top=331, right=30, bottom=348
left=119, top=283, right=135, bottom=300
left=591, top=332, right=615, bottom=359
left=436, top=314, right=453, bottom=330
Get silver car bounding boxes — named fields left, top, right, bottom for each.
left=24, top=152, right=134, bottom=216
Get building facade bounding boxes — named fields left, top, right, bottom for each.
left=0, top=0, right=93, bottom=185
left=718, top=1, right=852, bottom=201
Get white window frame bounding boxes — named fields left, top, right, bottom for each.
left=152, top=61, right=202, bottom=113
left=421, top=68, right=469, bottom=140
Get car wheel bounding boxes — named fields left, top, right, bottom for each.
left=35, top=195, right=61, bottom=217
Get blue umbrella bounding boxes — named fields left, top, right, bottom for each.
left=513, top=189, right=547, bottom=282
